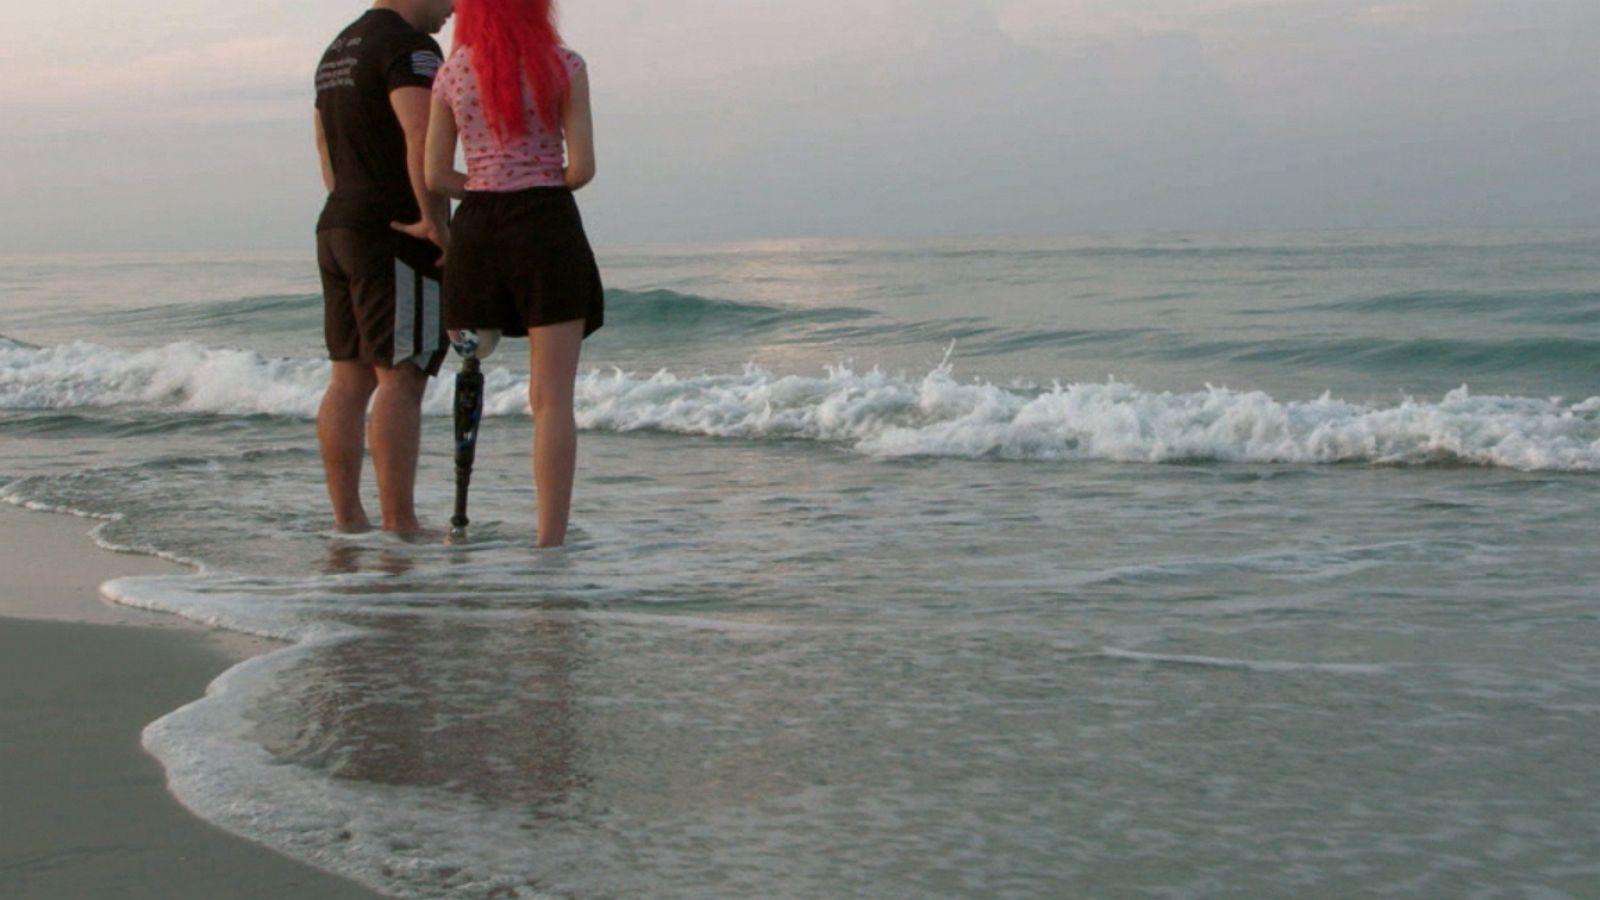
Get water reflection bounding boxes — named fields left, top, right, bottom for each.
left=321, top=540, right=416, bottom=577
left=251, top=563, right=590, bottom=809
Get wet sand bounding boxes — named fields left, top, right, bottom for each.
left=0, top=504, right=383, bottom=899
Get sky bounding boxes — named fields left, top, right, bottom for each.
left=3, top=0, right=1597, bottom=251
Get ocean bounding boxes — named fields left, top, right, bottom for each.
left=2, top=230, right=1597, bottom=897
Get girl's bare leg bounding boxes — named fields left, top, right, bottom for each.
left=527, top=319, right=586, bottom=547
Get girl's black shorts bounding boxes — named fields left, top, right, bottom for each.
left=442, top=186, right=604, bottom=339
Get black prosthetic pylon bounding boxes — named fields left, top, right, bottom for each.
left=449, top=356, right=485, bottom=538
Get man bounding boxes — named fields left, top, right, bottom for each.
left=313, top=0, right=455, bottom=534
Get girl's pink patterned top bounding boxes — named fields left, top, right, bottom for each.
left=432, top=46, right=584, bottom=192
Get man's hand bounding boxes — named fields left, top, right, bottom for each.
left=391, top=218, right=449, bottom=266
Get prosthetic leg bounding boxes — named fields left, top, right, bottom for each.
left=447, top=329, right=499, bottom=542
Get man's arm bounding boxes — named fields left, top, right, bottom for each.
left=313, top=109, right=334, bottom=193
left=389, top=86, right=449, bottom=250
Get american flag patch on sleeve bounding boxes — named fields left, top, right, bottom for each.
left=411, top=51, right=442, bottom=78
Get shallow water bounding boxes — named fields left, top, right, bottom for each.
left=2, top=231, right=1598, bottom=897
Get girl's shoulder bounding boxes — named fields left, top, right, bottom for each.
left=436, top=45, right=473, bottom=84
left=557, top=46, right=585, bottom=75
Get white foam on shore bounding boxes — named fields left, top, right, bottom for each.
left=4, top=339, right=1598, bottom=471
left=1, top=494, right=210, bottom=571
left=99, top=575, right=306, bottom=642
left=107, top=570, right=801, bottom=899
left=1099, top=647, right=1391, bottom=675
left=137, top=634, right=571, bottom=900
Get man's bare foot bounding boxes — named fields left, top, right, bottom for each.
left=334, top=518, right=373, bottom=534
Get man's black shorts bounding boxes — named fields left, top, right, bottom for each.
left=317, top=227, right=447, bottom=376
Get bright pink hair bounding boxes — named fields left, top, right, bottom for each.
left=452, top=0, right=569, bottom=142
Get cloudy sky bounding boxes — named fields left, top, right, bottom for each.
left=4, top=0, right=1596, bottom=251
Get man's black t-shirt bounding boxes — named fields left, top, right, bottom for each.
left=315, top=9, right=443, bottom=233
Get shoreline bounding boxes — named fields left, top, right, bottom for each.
left=0, top=502, right=281, bottom=660
left=0, top=504, right=383, bottom=899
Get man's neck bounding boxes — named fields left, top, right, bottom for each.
left=372, top=0, right=422, bottom=32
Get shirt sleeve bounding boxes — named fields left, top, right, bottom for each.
left=560, top=48, right=586, bottom=78
left=385, top=35, right=444, bottom=92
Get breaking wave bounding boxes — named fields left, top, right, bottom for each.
left=4, top=339, right=1597, bottom=471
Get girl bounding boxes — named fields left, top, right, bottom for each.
left=425, top=0, right=602, bottom=547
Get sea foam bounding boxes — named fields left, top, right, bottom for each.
left=3, top=339, right=1597, bottom=471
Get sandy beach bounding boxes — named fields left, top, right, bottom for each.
left=0, top=504, right=382, bottom=899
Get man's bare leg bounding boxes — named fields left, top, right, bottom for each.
left=318, top=360, right=378, bottom=531
left=370, top=361, right=428, bottom=534
left=528, top=320, right=586, bottom=547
